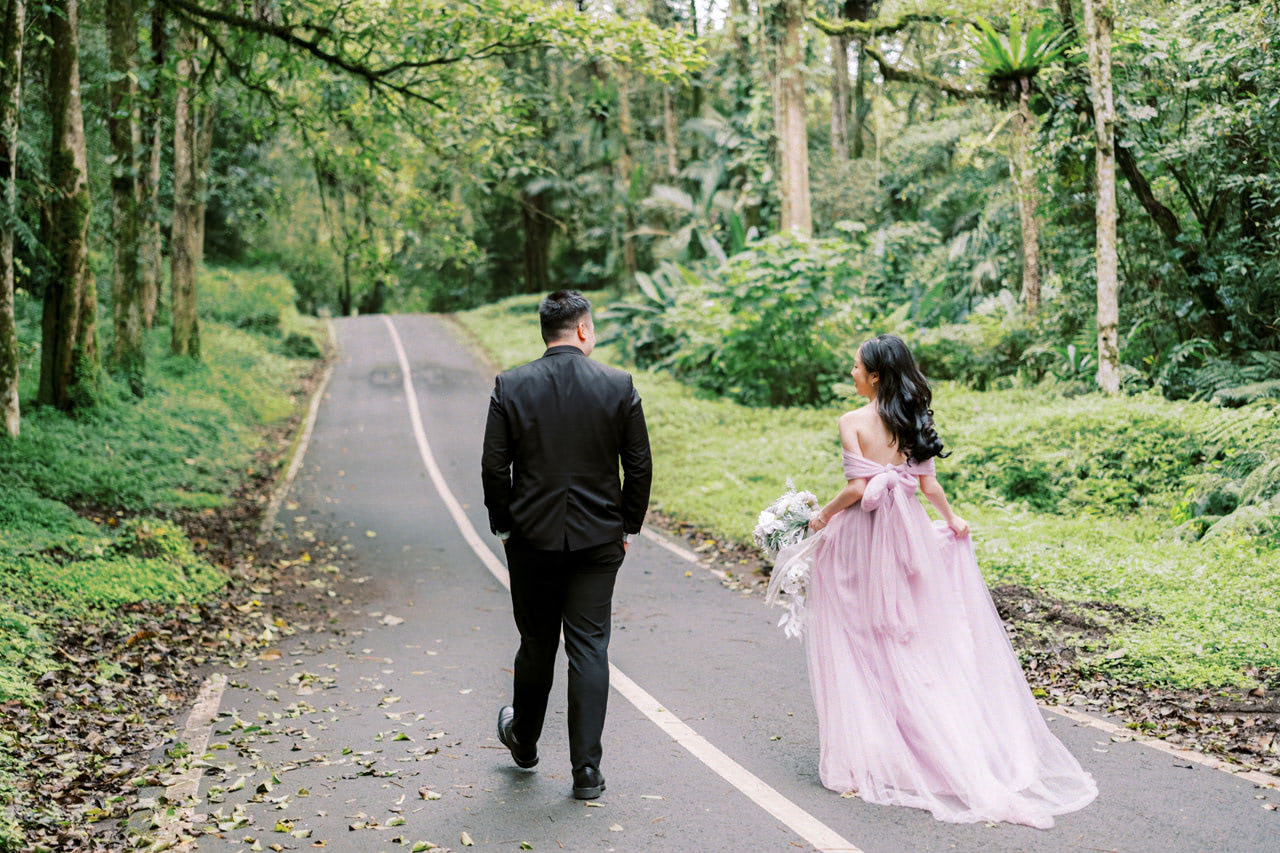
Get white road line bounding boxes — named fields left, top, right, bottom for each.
left=381, top=316, right=860, bottom=853
left=155, top=322, right=339, bottom=846
left=641, top=527, right=731, bottom=581
left=1044, top=704, right=1280, bottom=789
left=259, top=318, right=337, bottom=540
left=641, top=527, right=1280, bottom=792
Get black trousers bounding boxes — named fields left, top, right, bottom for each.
left=504, top=537, right=625, bottom=774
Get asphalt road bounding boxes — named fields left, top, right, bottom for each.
left=185, top=314, right=1279, bottom=852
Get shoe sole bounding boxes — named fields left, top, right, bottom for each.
left=496, top=712, right=538, bottom=769
left=572, top=781, right=605, bottom=800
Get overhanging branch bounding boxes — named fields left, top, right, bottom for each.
left=864, top=44, right=981, bottom=99
left=808, top=12, right=956, bottom=38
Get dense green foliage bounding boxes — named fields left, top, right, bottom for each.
left=373, top=0, right=1273, bottom=405
left=0, top=267, right=324, bottom=704
left=458, top=293, right=1280, bottom=688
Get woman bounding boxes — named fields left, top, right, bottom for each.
left=800, top=334, right=1096, bottom=828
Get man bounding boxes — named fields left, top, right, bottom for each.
left=481, top=290, right=652, bottom=800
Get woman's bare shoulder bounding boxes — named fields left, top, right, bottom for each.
left=840, top=405, right=875, bottom=424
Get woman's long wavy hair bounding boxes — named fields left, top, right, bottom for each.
left=859, top=334, right=948, bottom=463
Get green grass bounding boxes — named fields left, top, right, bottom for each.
left=454, top=292, right=1280, bottom=689
left=0, top=266, right=326, bottom=704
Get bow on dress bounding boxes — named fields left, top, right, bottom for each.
left=843, top=453, right=936, bottom=510
left=842, top=452, right=938, bottom=639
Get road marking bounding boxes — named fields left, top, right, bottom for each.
left=382, top=316, right=860, bottom=853
left=641, top=527, right=731, bottom=581
left=154, top=673, right=228, bottom=847
left=642, top=526, right=1280, bottom=792
left=155, top=322, right=340, bottom=846
left=259, top=318, right=337, bottom=540
left=1043, top=704, right=1279, bottom=789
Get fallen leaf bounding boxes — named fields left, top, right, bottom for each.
left=461, top=831, right=474, bottom=846
left=609, top=823, right=623, bottom=832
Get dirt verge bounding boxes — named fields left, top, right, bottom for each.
left=646, top=512, right=1280, bottom=780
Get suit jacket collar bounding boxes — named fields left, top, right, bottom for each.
left=542, top=345, right=586, bottom=358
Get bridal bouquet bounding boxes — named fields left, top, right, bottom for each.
left=756, top=480, right=823, bottom=639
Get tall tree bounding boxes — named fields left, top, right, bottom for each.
left=616, top=70, right=639, bottom=282
left=830, top=21, right=851, bottom=160
left=651, top=1, right=681, bottom=178
left=776, top=0, right=813, bottom=235
left=139, top=5, right=167, bottom=329
left=971, top=11, right=1066, bottom=316
left=39, top=0, right=99, bottom=409
left=170, top=22, right=200, bottom=358
left=107, top=0, right=146, bottom=393
left=0, top=0, right=22, bottom=436
left=194, top=94, right=216, bottom=266
left=1081, top=0, right=1119, bottom=392
left=831, top=1, right=875, bottom=161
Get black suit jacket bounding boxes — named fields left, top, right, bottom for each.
left=481, top=346, right=653, bottom=551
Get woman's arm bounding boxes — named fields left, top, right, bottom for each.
left=810, top=414, right=868, bottom=531
left=918, top=473, right=969, bottom=537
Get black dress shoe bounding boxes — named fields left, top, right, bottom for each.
left=496, top=705, right=538, bottom=769
left=572, top=766, right=606, bottom=800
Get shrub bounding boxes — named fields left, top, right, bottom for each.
left=910, top=301, right=1038, bottom=390
left=282, top=331, right=323, bottom=359
left=199, top=266, right=299, bottom=335
left=668, top=235, right=873, bottom=407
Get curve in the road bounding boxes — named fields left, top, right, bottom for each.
left=381, top=315, right=862, bottom=853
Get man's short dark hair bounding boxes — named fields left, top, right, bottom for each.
left=539, top=290, right=592, bottom=344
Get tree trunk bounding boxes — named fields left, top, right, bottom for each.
left=39, top=0, right=98, bottom=410
left=107, top=0, right=145, bottom=394
left=831, top=33, right=851, bottom=161
left=686, top=0, right=703, bottom=119
left=1012, top=78, right=1043, bottom=315
left=170, top=24, right=200, bottom=358
left=194, top=97, right=215, bottom=266
left=616, top=72, right=638, bottom=284
left=1082, top=0, right=1119, bottom=393
left=851, top=41, right=870, bottom=158
left=521, top=189, right=550, bottom=294
left=776, top=0, right=812, bottom=236
left=662, top=87, right=679, bottom=178
left=139, top=5, right=165, bottom=329
left=0, top=0, right=23, bottom=436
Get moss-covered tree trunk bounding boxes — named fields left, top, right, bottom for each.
left=170, top=24, right=199, bottom=358
left=0, top=0, right=23, bottom=436
left=139, top=5, right=166, bottom=330
left=831, top=32, right=851, bottom=161
left=616, top=71, right=638, bottom=284
left=39, top=0, right=99, bottom=410
left=1013, top=76, right=1043, bottom=316
left=1083, top=0, right=1120, bottom=393
left=107, top=0, right=145, bottom=394
left=521, top=189, right=550, bottom=294
left=194, top=96, right=215, bottom=267
left=776, top=0, right=812, bottom=236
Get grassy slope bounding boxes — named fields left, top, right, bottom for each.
left=0, top=268, right=325, bottom=706
left=455, top=293, right=1280, bottom=689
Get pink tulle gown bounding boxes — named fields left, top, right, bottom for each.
left=802, top=452, right=1097, bottom=828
